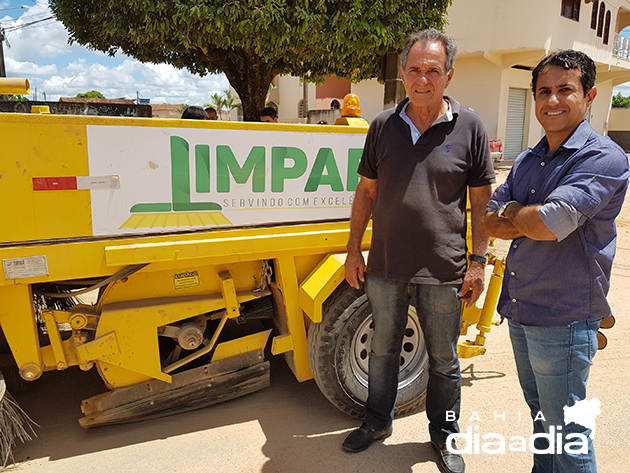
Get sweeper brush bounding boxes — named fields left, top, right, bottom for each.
left=0, top=372, right=37, bottom=467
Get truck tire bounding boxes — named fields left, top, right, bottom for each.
left=308, top=282, right=429, bottom=419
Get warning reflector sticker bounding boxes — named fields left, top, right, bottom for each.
left=173, top=270, right=200, bottom=290
left=3, top=256, right=49, bottom=280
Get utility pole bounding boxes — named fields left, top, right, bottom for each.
left=0, top=27, right=6, bottom=78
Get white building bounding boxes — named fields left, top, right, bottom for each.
left=272, top=0, right=630, bottom=159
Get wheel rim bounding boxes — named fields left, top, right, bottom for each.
left=349, top=306, right=428, bottom=390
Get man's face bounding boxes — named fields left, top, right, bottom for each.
left=534, top=66, right=596, bottom=139
left=260, top=115, right=277, bottom=123
left=400, top=41, right=453, bottom=110
left=206, top=109, right=218, bottom=120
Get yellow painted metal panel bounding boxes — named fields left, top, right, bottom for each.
left=0, top=115, right=92, bottom=243
left=275, top=256, right=312, bottom=382
left=92, top=294, right=227, bottom=387
left=299, top=253, right=347, bottom=323
left=41, top=339, right=79, bottom=371
left=105, top=225, right=359, bottom=266
left=0, top=285, right=43, bottom=380
left=270, top=333, right=294, bottom=356
left=76, top=331, right=120, bottom=365
left=212, top=330, right=272, bottom=362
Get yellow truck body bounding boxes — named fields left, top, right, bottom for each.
left=0, top=110, right=503, bottom=427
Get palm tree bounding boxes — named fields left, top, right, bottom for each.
left=206, top=90, right=240, bottom=120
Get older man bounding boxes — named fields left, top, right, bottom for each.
left=343, top=29, right=495, bottom=473
left=485, top=50, right=629, bottom=473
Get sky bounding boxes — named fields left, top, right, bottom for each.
left=0, top=0, right=229, bottom=105
left=2, top=0, right=630, bottom=105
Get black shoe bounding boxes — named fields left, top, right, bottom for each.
left=342, top=423, right=393, bottom=453
left=431, top=442, right=465, bottom=473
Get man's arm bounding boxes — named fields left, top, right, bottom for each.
left=345, top=177, right=378, bottom=289
left=484, top=210, right=525, bottom=240
left=458, top=184, right=493, bottom=307
left=486, top=202, right=556, bottom=241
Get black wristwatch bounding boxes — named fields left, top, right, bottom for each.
left=469, top=254, right=487, bottom=265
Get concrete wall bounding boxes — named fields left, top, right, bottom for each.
left=608, top=108, right=630, bottom=150
left=351, top=79, right=385, bottom=123
left=277, top=75, right=316, bottom=120
left=608, top=107, right=630, bottom=130
left=447, top=0, right=623, bottom=61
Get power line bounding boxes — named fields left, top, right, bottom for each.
left=4, top=15, right=56, bottom=33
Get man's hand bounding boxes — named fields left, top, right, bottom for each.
left=458, top=261, right=485, bottom=308
left=345, top=250, right=366, bottom=289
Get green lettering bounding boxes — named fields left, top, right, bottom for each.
left=271, top=147, right=307, bottom=192
left=196, top=144, right=210, bottom=193
left=170, top=136, right=220, bottom=211
left=305, top=148, right=343, bottom=192
left=216, top=145, right=265, bottom=193
left=346, top=148, right=362, bottom=192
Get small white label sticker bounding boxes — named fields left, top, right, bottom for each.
left=77, top=175, right=120, bottom=190
left=3, top=256, right=49, bottom=280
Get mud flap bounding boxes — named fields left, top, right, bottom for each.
left=79, top=349, right=269, bottom=428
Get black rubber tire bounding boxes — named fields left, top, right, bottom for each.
left=308, top=281, right=429, bottom=419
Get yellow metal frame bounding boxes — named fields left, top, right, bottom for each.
left=0, top=111, right=507, bottom=402
left=458, top=253, right=506, bottom=358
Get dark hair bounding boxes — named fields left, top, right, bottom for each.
left=205, top=106, right=217, bottom=113
left=181, top=106, right=208, bottom=120
left=400, top=28, right=457, bottom=72
left=260, top=107, right=277, bottom=119
left=531, top=50, right=596, bottom=97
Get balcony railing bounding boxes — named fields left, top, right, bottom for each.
left=613, top=33, right=630, bottom=61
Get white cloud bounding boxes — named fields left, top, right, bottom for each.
left=3, top=2, right=229, bottom=104
left=3, top=3, right=81, bottom=61
left=5, top=56, right=56, bottom=75
left=37, top=58, right=229, bottom=104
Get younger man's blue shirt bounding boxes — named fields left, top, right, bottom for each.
left=487, top=120, right=629, bottom=326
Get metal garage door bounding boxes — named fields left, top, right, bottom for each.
left=504, top=88, right=527, bottom=160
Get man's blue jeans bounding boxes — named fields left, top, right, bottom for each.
left=363, top=273, right=462, bottom=444
left=508, top=319, right=600, bottom=473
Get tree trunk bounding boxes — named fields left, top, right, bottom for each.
left=222, top=50, right=283, bottom=122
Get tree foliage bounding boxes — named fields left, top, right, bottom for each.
left=207, top=89, right=239, bottom=116
left=76, top=90, right=106, bottom=99
left=612, top=92, right=630, bottom=108
left=50, top=0, right=451, bottom=120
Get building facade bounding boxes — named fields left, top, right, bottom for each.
left=271, top=0, right=630, bottom=158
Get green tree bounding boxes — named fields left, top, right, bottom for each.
left=50, top=0, right=451, bottom=121
left=207, top=90, right=240, bottom=119
left=9, top=95, right=29, bottom=102
left=612, top=92, right=630, bottom=108
left=76, top=90, right=106, bottom=99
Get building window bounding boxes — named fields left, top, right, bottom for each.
left=604, top=10, right=611, bottom=44
left=591, top=1, right=599, bottom=29
left=561, top=0, right=580, bottom=21
left=597, top=2, right=605, bottom=37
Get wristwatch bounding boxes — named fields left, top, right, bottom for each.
left=469, top=254, right=487, bottom=265
left=497, top=200, right=517, bottom=218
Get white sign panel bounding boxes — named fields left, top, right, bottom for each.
left=86, top=125, right=367, bottom=237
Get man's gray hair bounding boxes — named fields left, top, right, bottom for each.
left=400, top=29, right=458, bottom=72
